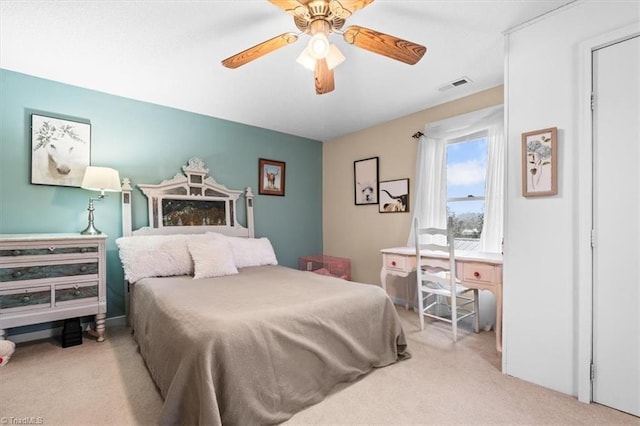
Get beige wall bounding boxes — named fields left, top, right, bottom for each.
left=323, top=85, right=503, bottom=301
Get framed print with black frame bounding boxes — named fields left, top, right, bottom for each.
left=354, top=157, right=379, bottom=205
left=379, top=178, right=409, bottom=213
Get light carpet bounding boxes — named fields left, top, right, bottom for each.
left=1, top=308, right=638, bottom=425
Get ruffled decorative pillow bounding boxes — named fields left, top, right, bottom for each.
left=116, top=234, right=197, bottom=283
left=188, top=236, right=238, bottom=279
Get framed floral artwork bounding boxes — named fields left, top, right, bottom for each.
left=522, top=127, right=558, bottom=197
left=31, top=113, right=91, bottom=187
left=259, top=158, right=285, bottom=196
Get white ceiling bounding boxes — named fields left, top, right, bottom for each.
left=0, top=0, right=575, bottom=141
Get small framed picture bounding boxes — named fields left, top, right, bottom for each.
left=31, top=113, right=91, bottom=187
left=379, top=179, right=410, bottom=213
left=259, top=158, right=285, bottom=196
left=354, top=157, right=379, bottom=205
left=522, top=127, right=558, bottom=197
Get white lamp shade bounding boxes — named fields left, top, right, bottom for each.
left=81, top=166, right=121, bottom=192
left=297, top=44, right=345, bottom=71
left=326, top=44, right=345, bottom=70
left=296, top=47, right=316, bottom=71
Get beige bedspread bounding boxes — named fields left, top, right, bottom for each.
left=132, top=265, right=409, bottom=425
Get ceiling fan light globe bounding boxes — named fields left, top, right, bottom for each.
left=326, top=44, right=345, bottom=70
left=296, top=48, right=316, bottom=71
left=308, top=33, right=330, bottom=59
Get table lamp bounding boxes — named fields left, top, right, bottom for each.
left=80, top=166, right=121, bottom=235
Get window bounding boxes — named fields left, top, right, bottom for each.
left=409, top=105, right=503, bottom=253
left=446, top=135, right=487, bottom=249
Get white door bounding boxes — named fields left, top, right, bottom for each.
left=592, top=34, right=640, bottom=417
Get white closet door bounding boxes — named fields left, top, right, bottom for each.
left=592, top=35, right=640, bottom=417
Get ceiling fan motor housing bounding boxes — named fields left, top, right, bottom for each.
left=294, top=0, right=346, bottom=34
left=308, top=0, right=331, bottom=17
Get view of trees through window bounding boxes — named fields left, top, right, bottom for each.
left=446, top=136, right=487, bottom=245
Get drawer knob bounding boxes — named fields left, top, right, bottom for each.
left=22, top=295, right=31, bottom=303
left=48, top=246, right=55, bottom=252
left=80, top=265, right=88, bottom=272
left=391, top=261, right=396, bottom=266
left=473, top=271, right=481, bottom=279
left=74, top=289, right=81, bottom=296
left=81, top=248, right=88, bottom=253
left=13, top=271, right=23, bottom=278
left=12, top=250, right=21, bottom=256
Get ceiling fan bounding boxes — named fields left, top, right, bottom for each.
left=221, top=0, right=427, bottom=95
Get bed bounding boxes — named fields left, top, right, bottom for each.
left=116, top=158, right=409, bottom=425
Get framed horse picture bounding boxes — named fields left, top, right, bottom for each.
left=31, top=113, right=91, bottom=187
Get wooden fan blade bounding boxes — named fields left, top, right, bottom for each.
left=268, top=0, right=310, bottom=19
left=314, top=58, right=335, bottom=95
left=329, top=0, right=374, bottom=18
left=343, top=25, right=426, bottom=65
left=221, top=33, right=298, bottom=69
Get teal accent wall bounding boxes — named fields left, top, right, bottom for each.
left=0, top=69, right=323, bottom=329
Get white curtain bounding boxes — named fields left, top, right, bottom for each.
left=479, top=112, right=505, bottom=252
left=407, top=131, right=447, bottom=246
left=408, top=105, right=504, bottom=251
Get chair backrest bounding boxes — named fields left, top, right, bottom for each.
left=414, top=217, right=456, bottom=288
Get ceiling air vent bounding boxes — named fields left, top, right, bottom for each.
left=438, top=77, right=472, bottom=91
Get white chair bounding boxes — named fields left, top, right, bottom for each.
left=414, top=217, right=479, bottom=341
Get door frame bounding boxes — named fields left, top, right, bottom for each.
left=577, top=22, right=640, bottom=404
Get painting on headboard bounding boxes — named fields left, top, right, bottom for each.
left=162, top=199, right=226, bottom=226
left=121, top=157, right=254, bottom=237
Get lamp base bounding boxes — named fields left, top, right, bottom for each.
left=80, top=223, right=102, bottom=235
left=80, top=198, right=102, bottom=235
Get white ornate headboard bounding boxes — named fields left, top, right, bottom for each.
left=120, top=157, right=254, bottom=238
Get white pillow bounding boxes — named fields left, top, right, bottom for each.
left=226, top=236, right=278, bottom=268
left=116, top=234, right=197, bottom=283
left=188, top=236, right=238, bottom=279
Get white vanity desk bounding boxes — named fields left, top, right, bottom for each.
left=380, top=246, right=503, bottom=352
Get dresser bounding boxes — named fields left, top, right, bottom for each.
left=381, top=246, right=503, bottom=352
left=0, top=234, right=107, bottom=342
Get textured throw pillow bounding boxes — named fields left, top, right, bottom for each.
left=226, top=236, right=278, bottom=268
left=188, top=236, right=238, bottom=279
left=116, top=234, right=198, bottom=283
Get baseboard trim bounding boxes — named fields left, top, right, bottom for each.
left=7, top=315, right=127, bottom=344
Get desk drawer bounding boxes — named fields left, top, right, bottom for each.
left=385, top=254, right=410, bottom=272
left=462, top=262, right=498, bottom=285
